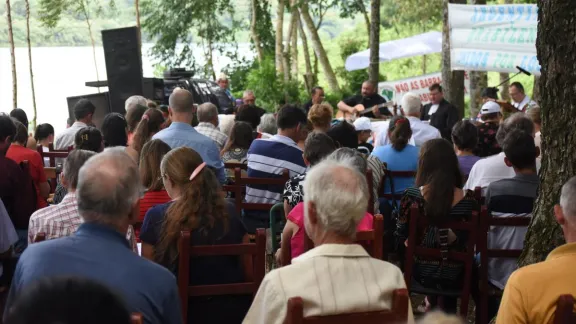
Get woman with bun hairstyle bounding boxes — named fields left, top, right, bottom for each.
left=371, top=115, right=419, bottom=196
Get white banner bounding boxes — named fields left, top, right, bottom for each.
left=448, top=4, right=540, bottom=75
left=378, top=72, right=470, bottom=105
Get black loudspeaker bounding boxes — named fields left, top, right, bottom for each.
left=143, top=78, right=165, bottom=104
left=66, top=92, right=110, bottom=130
left=102, top=27, right=143, bottom=114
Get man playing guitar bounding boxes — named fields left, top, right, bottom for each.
left=337, top=81, right=392, bottom=119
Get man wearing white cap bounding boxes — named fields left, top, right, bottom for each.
left=353, top=117, right=374, bottom=154
left=375, top=92, right=440, bottom=147
left=476, top=101, right=503, bottom=158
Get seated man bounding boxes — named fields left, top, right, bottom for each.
left=195, top=103, right=228, bottom=150
left=465, top=113, right=536, bottom=193
left=4, top=148, right=181, bottom=324
left=496, top=176, right=576, bottom=324
left=27, top=150, right=137, bottom=250
left=245, top=105, right=308, bottom=231
left=482, top=130, right=539, bottom=319
left=244, top=158, right=413, bottom=323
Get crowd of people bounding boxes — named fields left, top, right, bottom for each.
left=0, top=76, right=571, bottom=324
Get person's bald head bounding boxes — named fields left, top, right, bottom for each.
left=168, top=89, right=195, bottom=114
left=76, top=147, right=140, bottom=224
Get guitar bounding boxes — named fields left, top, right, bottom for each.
left=335, top=102, right=396, bottom=120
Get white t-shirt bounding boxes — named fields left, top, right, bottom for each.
left=513, top=96, right=537, bottom=111
left=428, top=104, right=440, bottom=116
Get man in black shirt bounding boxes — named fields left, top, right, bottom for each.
left=337, top=81, right=391, bottom=119
left=302, top=86, right=325, bottom=113
left=420, top=83, right=460, bottom=141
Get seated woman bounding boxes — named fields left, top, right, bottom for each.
left=451, top=120, right=481, bottom=177
left=140, top=147, right=250, bottom=324
left=307, top=104, right=333, bottom=133
left=396, top=138, right=477, bottom=314
left=130, top=108, right=166, bottom=162
left=137, top=139, right=172, bottom=238
left=372, top=116, right=418, bottom=196
left=221, top=121, right=254, bottom=166
left=34, top=124, right=55, bottom=167
left=10, top=109, right=36, bottom=150
left=125, top=104, right=148, bottom=146
left=278, top=148, right=372, bottom=262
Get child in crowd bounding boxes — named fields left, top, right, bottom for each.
left=354, top=117, right=374, bottom=154
left=475, top=101, right=502, bottom=157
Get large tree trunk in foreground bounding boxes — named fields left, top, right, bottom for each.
left=300, top=0, right=340, bottom=93
left=518, top=0, right=575, bottom=267
left=368, top=0, right=380, bottom=84
left=275, top=0, right=285, bottom=75
left=441, top=0, right=466, bottom=119
left=25, top=0, right=37, bottom=129
left=6, top=0, right=17, bottom=109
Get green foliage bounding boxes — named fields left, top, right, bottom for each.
left=222, top=58, right=257, bottom=94
left=335, top=37, right=369, bottom=93
left=38, top=0, right=116, bottom=30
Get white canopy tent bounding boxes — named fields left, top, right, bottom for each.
left=344, top=31, right=442, bottom=72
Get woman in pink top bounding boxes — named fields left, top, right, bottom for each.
left=285, top=202, right=374, bottom=259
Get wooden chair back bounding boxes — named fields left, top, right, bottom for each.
left=403, top=204, right=479, bottom=318
left=554, top=295, right=576, bottom=324
left=224, top=162, right=248, bottom=171
left=232, top=168, right=290, bottom=218
left=283, top=215, right=384, bottom=266
left=474, top=186, right=485, bottom=205
left=379, top=170, right=416, bottom=201
left=477, top=207, right=532, bottom=324
left=177, top=228, right=266, bottom=322
left=37, top=144, right=73, bottom=167
left=130, top=313, right=143, bottom=324
left=33, top=232, right=46, bottom=243
left=283, top=288, right=409, bottom=324
left=44, top=167, right=61, bottom=194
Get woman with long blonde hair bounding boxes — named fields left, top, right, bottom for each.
left=139, top=147, right=250, bottom=323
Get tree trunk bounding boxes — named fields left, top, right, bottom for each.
left=422, top=55, right=427, bottom=74
left=441, top=0, right=466, bottom=119
left=250, top=0, right=265, bottom=62
left=25, top=0, right=37, bottom=129
left=532, top=75, right=541, bottom=103
left=6, top=0, right=17, bottom=109
left=518, top=0, right=575, bottom=267
left=80, top=0, right=100, bottom=92
left=275, top=0, right=285, bottom=75
left=298, top=14, right=314, bottom=92
left=368, top=0, right=380, bottom=84
left=300, top=1, right=340, bottom=93
left=468, top=0, right=487, bottom=117
left=290, top=11, right=298, bottom=78
left=283, top=3, right=297, bottom=83
left=497, top=0, right=512, bottom=102
left=357, top=0, right=371, bottom=38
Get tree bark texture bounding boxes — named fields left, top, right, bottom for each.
left=290, top=16, right=298, bottom=78
left=275, top=0, right=285, bottom=75
left=298, top=14, right=314, bottom=92
left=357, top=0, right=371, bottom=41
left=6, top=0, right=17, bottom=109
left=532, top=75, right=541, bottom=103
left=300, top=1, right=340, bottom=93
left=80, top=0, right=100, bottom=92
left=250, top=0, right=265, bottom=62
left=441, top=0, right=466, bottom=119
left=283, top=2, right=297, bottom=82
left=468, top=0, right=486, bottom=117
left=518, top=0, right=576, bottom=267
left=368, top=0, right=380, bottom=84
left=25, top=0, right=37, bottom=129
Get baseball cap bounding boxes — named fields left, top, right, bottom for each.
left=353, top=117, right=372, bottom=131
left=480, top=101, right=501, bottom=115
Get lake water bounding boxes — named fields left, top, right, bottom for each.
left=0, top=43, right=253, bottom=135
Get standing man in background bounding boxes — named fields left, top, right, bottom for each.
left=302, top=86, right=325, bottom=113
left=420, top=83, right=459, bottom=142
left=509, top=82, right=537, bottom=112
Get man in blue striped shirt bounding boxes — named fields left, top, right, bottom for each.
left=245, top=105, right=308, bottom=232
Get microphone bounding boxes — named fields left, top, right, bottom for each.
left=516, top=66, right=532, bottom=76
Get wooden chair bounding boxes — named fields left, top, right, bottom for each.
left=224, top=162, right=248, bottom=171
left=283, top=288, right=409, bottom=324
left=177, top=228, right=266, bottom=322
left=44, top=166, right=62, bottom=194
left=130, top=313, right=143, bottom=324
left=403, top=204, right=479, bottom=318
left=33, top=232, right=46, bottom=243
left=477, top=207, right=532, bottom=324
left=554, top=295, right=576, bottom=324
left=37, top=144, right=73, bottom=167
left=232, top=168, right=290, bottom=227
left=282, top=215, right=385, bottom=266
left=379, top=170, right=417, bottom=201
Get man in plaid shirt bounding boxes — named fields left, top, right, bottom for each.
left=27, top=150, right=137, bottom=251
left=195, top=103, right=228, bottom=150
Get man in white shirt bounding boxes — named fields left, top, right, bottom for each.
left=464, top=113, right=536, bottom=192
left=509, top=82, right=537, bottom=112
left=53, top=99, right=95, bottom=150
left=377, top=92, right=440, bottom=147
left=243, top=157, right=413, bottom=324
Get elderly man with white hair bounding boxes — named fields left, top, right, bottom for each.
left=376, top=92, right=440, bottom=147
left=125, top=95, right=148, bottom=113
left=257, top=113, right=277, bottom=138
left=243, top=157, right=413, bottom=324
left=497, top=176, right=576, bottom=324
left=195, top=102, right=228, bottom=149
left=4, top=148, right=182, bottom=324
